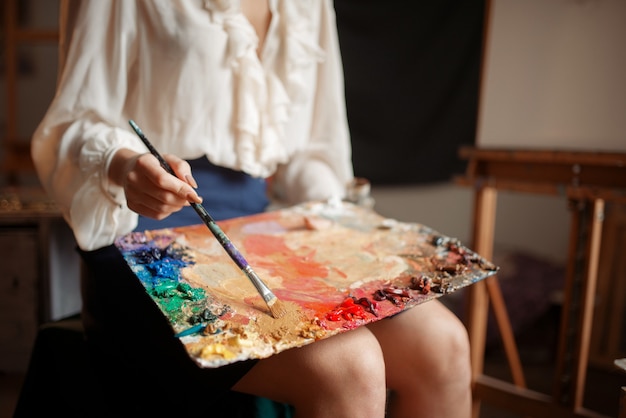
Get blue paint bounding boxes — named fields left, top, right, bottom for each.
left=175, top=323, right=207, bottom=338
left=120, top=239, right=215, bottom=329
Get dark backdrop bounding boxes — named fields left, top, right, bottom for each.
left=334, top=0, right=486, bottom=185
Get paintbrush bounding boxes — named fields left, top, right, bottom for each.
left=128, top=119, right=287, bottom=319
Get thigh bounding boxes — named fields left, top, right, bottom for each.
left=366, top=299, right=469, bottom=389
left=233, top=326, right=386, bottom=407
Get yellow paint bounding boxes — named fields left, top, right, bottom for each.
left=199, top=343, right=236, bottom=360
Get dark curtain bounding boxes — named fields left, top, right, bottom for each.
left=334, top=0, right=486, bottom=185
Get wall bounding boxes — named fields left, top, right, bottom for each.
left=479, top=0, right=626, bottom=150
left=0, top=0, right=59, bottom=170
left=372, top=0, right=626, bottom=265
left=0, top=0, right=78, bottom=321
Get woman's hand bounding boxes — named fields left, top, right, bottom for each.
left=109, top=148, right=202, bottom=220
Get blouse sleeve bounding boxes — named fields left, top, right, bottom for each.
left=272, top=0, right=354, bottom=204
left=31, top=0, right=145, bottom=251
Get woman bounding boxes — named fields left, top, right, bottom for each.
left=31, top=1, right=472, bottom=416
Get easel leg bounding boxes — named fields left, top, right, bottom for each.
left=553, top=198, right=604, bottom=409
left=468, top=186, right=528, bottom=417
left=467, top=186, right=497, bottom=418
left=485, top=276, right=526, bottom=388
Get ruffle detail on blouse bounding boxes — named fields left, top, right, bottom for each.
left=202, top=0, right=325, bottom=178
left=280, top=0, right=326, bottom=103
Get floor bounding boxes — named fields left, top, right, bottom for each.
left=1, top=307, right=624, bottom=418
left=0, top=373, right=23, bottom=418
left=476, top=305, right=626, bottom=417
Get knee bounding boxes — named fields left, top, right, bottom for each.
left=305, top=329, right=387, bottom=413
left=323, top=330, right=386, bottom=395
left=431, top=316, right=472, bottom=384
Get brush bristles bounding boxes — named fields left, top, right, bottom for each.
left=267, top=298, right=288, bottom=319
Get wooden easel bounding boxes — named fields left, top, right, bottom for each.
left=456, top=147, right=626, bottom=418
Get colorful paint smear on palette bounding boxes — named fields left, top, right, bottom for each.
left=115, top=201, right=498, bottom=368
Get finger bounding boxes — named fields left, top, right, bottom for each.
left=126, top=183, right=181, bottom=214
left=127, top=178, right=194, bottom=216
left=185, top=174, right=198, bottom=189
left=138, top=154, right=203, bottom=204
left=164, top=154, right=199, bottom=188
left=128, top=199, right=180, bottom=220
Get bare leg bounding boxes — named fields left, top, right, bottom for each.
left=233, top=326, right=388, bottom=418
left=367, top=300, right=472, bottom=418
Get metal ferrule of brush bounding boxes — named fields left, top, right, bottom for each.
left=243, top=265, right=274, bottom=303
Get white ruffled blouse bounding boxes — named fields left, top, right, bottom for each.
left=32, top=0, right=354, bottom=251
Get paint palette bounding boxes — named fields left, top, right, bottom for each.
left=115, top=201, right=498, bottom=368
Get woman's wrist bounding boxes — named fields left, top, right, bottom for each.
left=108, top=147, right=142, bottom=187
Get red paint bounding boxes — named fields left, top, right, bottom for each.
left=326, top=297, right=370, bottom=321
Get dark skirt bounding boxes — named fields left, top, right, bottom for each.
left=79, top=158, right=270, bottom=416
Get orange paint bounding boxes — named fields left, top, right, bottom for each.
left=244, top=234, right=290, bottom=257
left=243, top=234, right=329, bottom=279
left=331, top=267, right=348, bottom=278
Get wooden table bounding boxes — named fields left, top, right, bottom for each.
left=456, top=147, right=626, bottom=418
left=0, top=187, right=66, bottom=373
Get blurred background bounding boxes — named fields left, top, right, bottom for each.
left=1, top=1, right=625, bottom=417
